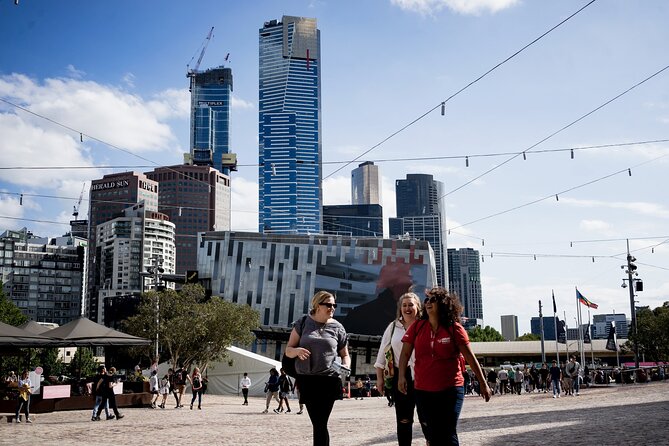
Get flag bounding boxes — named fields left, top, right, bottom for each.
left=577, top=289, right=598, bottom=309
left=605, top=321, right=617, bottom=351
left=583, top=324, right=591, bottom=344
left=552, top=290, right=557, bottom=314
left=557, top=319, right=566, bottom=344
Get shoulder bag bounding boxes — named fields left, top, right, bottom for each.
left=282, top=315, right=307, bottom=377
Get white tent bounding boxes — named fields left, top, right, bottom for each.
left=204, top=346, right=282, bottom=396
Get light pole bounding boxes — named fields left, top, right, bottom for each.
left=146, top=255, right=164, bottom=362
left=622, top=240, right=641, bottom=370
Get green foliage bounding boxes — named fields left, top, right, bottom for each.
left=516, top=333, right=541, bottom=341
left=37, top=348, right=65, bottom=377
left=623, top=301, right=669, bottom=362
left=123, top=284, right=260, bottom=372
left=69, top=347, right=98, bottom=378
left=0, top=281, right=28, bottom=326
left=468, top=325, right=505, bottom=342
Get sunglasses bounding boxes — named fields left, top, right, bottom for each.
left=319, top=302, right=337, bottom=309
left=424, top=296, right=439, bottom=304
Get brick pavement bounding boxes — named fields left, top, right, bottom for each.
left=2, top=381, right=668, bottom=445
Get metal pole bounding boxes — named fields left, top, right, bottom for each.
left=588, top=309, right=594, bottom=368
left=626, top=240, right=639, bottom=370
left=613, top=309, right=620, bottom=368
left=539, top=300, right=546, bottom=363
left=564, top=311, right=569, bottom=361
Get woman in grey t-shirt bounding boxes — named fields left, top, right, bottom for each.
left=286, top=291, right=350, bottom=446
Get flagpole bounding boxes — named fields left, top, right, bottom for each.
left=588, top=309, right=594, bottom=367
left=553, top=290, right=559, bottom=364
left=564, top=310, right=569, bottom=361
left=576, top=287, right=585, bottom=369
left=613, top=309, right=620, bottom=367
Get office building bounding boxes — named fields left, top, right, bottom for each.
left=188, top=66, right=234, bottom=174
left=592, top=313, right=629, bottom=339
left=86, top=171, right=159, bottom=322
left=390, top=174, right=447, bottom=286
left=258, top=16, right=322, bottom=235
left=531, top=316, right=566, bottom=341
left=146, top=164, right=231, bottom=274
left=94, top=203, right=175, bottom=323
left=322, top=204, right=382, bottom=237
left=0, top=229, right=86, bottom=325
left=351, top=161, right=380, bottom=205
left=448, top=248, right=483, bottom=320
left=501, top=315, right=518, bottom=341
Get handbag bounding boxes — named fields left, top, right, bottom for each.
left=383, top=322, right=396, bottom=390
left=282, top=315, right=308, bottom=378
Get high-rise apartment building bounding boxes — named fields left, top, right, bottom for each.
left=322, top=204, right=383, bottom=237
left=592, top=313, right=629, bottom=339
left=351, top=161, right=380, bottom=205
left=0, top=229, right=86, bottom=325
left=86, top=172, right=159, bottom=322
left=390, top=174, right=447, bottom=286
left=258, top=16, right=321, bottom=235
left=188, top=67, right=233, bottom=173
left=447, top=248, right=483, bottom=320
left=501, top=315, right=518, bottom=341
left=146, top=164, right=230, bottom=274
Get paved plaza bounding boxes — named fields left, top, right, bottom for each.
left=2, top=381, right=668, bottom=445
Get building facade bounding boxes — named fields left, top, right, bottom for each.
left=95, top=203, right=175, bottom=323
left=351, top=161, right=380, bottom=205
left=188, top=67, right=233, bottom=173
left=501, top=315, right=519, bottom=341
left=322, top=204, right=383, bottom=237
left=390, top=174, right=447, bottom=287
left=447, top=248, right=483, bottom=320
left=531, top=316, right=566, bottom=341
left=592, top=313, right=629, bottom=339
left=146, top=164, right=230, bottom=274
left=258, top=16, right=322, bottom=235
left=1, top=229, right=86, bottom=325
left=86, top=172, right=159, bottom=321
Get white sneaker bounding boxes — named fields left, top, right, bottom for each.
left=557, top=394, right=561, bottom=398
left=576, top=392, right=580, bottom=396
left=26, top=419, right=32, bottom=424
left=552, top=395, right=556, bottom=399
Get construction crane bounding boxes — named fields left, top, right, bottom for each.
left=187, top=27, right=214, bottom=90
left=72, top=183, right=86, bottom=219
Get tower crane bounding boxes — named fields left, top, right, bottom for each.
left=72, top=183, right=86, bottom=219
left=187, top=27, right=214, bottom=90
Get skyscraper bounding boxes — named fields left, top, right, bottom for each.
left=501, top=315, right=519, bottom=341
left=390, top=174, right=447, bottom=286
left=322, top=204, right=383, bottom=237
left=258, top=16, right=321, bottom=235
left=351, top=161, right=380, bottom=205
left=447, top=248, right=483, bottom=320
left=188, top=66, right=233, bottom=173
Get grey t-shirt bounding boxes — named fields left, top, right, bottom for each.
left=293, top=315, right=348, bottom=377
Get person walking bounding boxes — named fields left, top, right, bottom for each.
left=95, top=367, right=124, bottom=420
left=498, top=368, right=509, bottom=395
left=262, top=368, right=281, bottom=414
left=549, top=360, right=562, bottom=398
left=240, top=372, right=251, bottom=405
left=173, top=364, right=189, bottom=408
left=486, top=368, right=498, bottom=395
left=285, top=290, right=350, bottom=446
left=539, top=363, right=550, bottom=393
left=566, top=356, right=581, bottom=396
left=514, top=367, right=524, bottom=395
left=149, top=369, right=160, bottom=408
left=158, top=373, right=170, bottom=409
left=14, top=370, right=33, bottom=423
left=91, top=366, right=112, bottom=421
left=275, top=368, right=294, bottom=413
left=374, top=292, right=424, bottom=446
left=190, top=367, right=204, bottom=410
left=399, top=287, right=491, bottom=446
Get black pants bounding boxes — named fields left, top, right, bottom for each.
left=96, top=393, right=120, bottom=418
left=191, top=389, right=203, bottom=408
left=306, top=398, right=336, bottom=446
left=242, top=388, right=249, bottom=403
left=392, top=369, right=422, bottom=446
left=298, top=374, right=342, bottom=446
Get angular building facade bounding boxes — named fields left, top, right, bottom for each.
left=0, top=229, right=86, bottom=325
left=351, top=161, right=380, bottom=205
left=258, top=16, right=322, bottom=235
left=322, top=204, right=383, bottom=237
left=501, top=314, right=519, bottom=341
left=146, top=164, right=231, bottom=274
left=188, top=66, right=233, bottom=173
left=447, top=248, right=483, bottom=320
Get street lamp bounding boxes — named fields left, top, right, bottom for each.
left=622, top=240, right=642, bottom=370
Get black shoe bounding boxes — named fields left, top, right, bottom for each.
left=190, top=404, right=193, bottom=410
left=106, top=415, right=115, bottom=420
left=94, top=416, right=101, bottom=421
left=116, top=414, right=124, bottom=420
left=91, top=417, right=97, bottom=422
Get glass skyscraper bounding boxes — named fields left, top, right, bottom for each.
left=258, top=16, right=321, bottom=234
left=189, top=67, right=233, bottom=173
left=351, top=161, right=381, bottom=205
left=448, top=247, right=483, bottom=320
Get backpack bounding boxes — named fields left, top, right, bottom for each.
left=382, top=322, right=396, bottom=390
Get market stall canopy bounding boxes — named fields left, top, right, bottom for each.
left=0, top=321, right=57, bottom=347
left=41, top=317, right=151, bottom=347
left=19, top=320, right=53, bottom=334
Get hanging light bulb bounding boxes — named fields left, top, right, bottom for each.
left=441, top=102, right=445, bottom=116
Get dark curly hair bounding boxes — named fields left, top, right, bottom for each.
left=420, top=287, right=463, bottom=327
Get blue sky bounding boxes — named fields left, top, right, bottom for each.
left=1, top=0, right=668, bottom=335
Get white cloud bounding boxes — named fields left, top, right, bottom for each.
left=66, top=64, right=86, bottom=79
left=323, top=175, right=351, bottom=205
left=231, top=177, right=259, bottom=231
left=579, top=219, right=616, bottom=236
left=232, top=95, right=254, bottom=110
left=391, top=0, right=519, bottom=15
left=561, top=197, right=669, bottom=219
left=147, top=88, right=190, bottom=120
left=122, top=72, right=136, bottom=88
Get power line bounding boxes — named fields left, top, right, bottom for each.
left=323, top=0, right=598, bottom=180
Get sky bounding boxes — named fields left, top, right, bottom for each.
left=1, top=0, right=668, bottom=335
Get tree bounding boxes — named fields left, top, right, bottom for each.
left=623, top=301, right=669, bottom=362
left=516, top=333, right=541, bottom=341
left=69, top=347, right=98, bottom=378
left=467, top=325, right=505, bottom=342
left=37, top=348, right=65, bottom=377
left=0, top=281, right=28, bottom=326
left=123, top=284, right=260, bottom=371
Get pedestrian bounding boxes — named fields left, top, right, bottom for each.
left=398, top=287, right=492, bottom=446
left=486, top=368, right=498, bottom=395
left=539, top=362, right=550, bottom=393
left=91, top=365, right=112, bottom=421
left=530, top=364, right=539, bottom=392
left=285, top=290, right=351, bottom=446
left=262, top=368, right=281, bottom=414
left=549, top=360, right=562, bottom=398
left=566, top=355, right=581, bottom=396
left=149, top=369, right=160, bottom=408
left=275, top=368, right=294, bottom=413
left=96, top=366, right=124, bottom=420
left=158, top=373, right=170, bottom=409
left=190, top=367, right=204, bottom=410
left=173, top=364, right=189, bottom=408
left=498, top=368, right=508, bottom=394
left=374, top=291, right=424, bottom=446
left=240, top=372, right=251, bottom=405
left=14, top=370, right=33, bottom=423
left=514, top=367, right=524, bottom=395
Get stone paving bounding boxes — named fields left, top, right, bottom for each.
left=2, top=381, right=668, bottom=445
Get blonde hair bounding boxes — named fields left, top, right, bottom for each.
left=397, top=292, right=422, bottom=321
left=310, top=290, right=335, bottom=315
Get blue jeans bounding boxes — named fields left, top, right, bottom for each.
left=552, top=378, right=561, bottom=396
left=572, top=376, right=580, bottom=393
left=92, top=395, right=110, bottom=418
left=415, top=386, right=465, bottom=446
